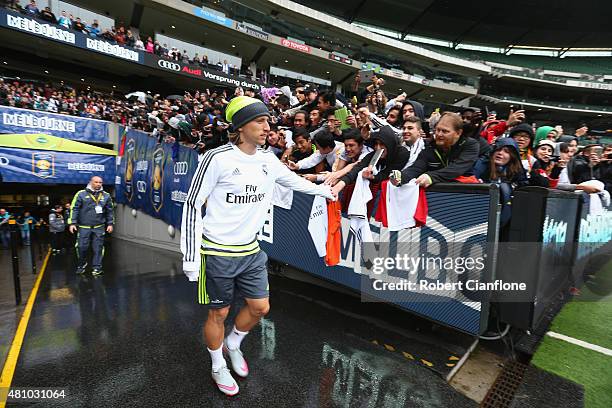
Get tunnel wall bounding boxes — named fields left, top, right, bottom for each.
left=114, top=203, right=181, bottom=253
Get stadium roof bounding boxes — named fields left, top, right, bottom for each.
left=290, top=0, right=612, bottom=50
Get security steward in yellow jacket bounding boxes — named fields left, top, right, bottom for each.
left=68, top=176, right=114, bottom=275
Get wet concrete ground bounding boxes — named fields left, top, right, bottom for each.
left=6, top=239, right=477, bottom=407
left=0, top=243, right=45, bottom=367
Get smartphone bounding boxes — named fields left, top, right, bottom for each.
left=334, top=107, right=351, bottom=130
left=389, top=170, right=402, bottom=184
left=358, top=69, right=376, bottom=84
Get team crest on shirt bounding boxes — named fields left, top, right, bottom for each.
left=261, top=164, right=268, bottom=176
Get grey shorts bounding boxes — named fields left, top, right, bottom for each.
left=198, top=250, right=269, bottom=308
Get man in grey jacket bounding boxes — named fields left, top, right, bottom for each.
left=68, top=176, right=114, bottom=275
left=48, top=205, right=65, bottom=254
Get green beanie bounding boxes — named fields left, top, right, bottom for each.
left=534, top=126, right=555, bottom=148
left=225, top=96, right=270, bottom=130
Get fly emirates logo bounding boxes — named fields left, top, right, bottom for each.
left=226, top=184, right=266, bottom=204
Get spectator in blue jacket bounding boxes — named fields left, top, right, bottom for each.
left=57, top=11, right=71, bottom=29
left=17, top=211, right=37, bottom=246
left=24, top=0, right=39, bottom=15
left=87, top=20, right=101, bottom=37
left=0, top=208, right=10, bottom=249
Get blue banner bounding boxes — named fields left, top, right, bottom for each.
left=0, top=147, right=115, bottom=184
left=0, top=9, right=143, bottom=64
left=0, top=106, right=109, bottom=143
left=192, top=7, right=234, bottom=27
left=115, top=128, right=198, bottom=228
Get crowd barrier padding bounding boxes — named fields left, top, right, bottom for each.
left=571, top=194, right=612, bottom=291
left=497, top=187, right=581, bottom=330
left=114, top=128, right=199, bottom=228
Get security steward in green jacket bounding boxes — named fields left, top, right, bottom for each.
left=68, top=176, right=114, bottom=275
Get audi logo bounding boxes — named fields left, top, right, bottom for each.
left=0, top=156, right=9, bottom=166
left=137, top=180, right=147, bottom=193
left=158, top=59, right=181, bottom=71
left=173, top=161, right=188, bottom=175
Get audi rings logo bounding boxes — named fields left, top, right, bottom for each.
left=137, top=180, right=147, bottom=193
left=0, top=156, right=9, bottom=166
left=158, top=59, right=181, bottom=71
left=173, top=161, right=188, bottom=175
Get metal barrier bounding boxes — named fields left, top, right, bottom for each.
left=9, top=219, right=21, bottom=305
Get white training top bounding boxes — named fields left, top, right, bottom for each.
left=181, top=143, right=334, bottom=272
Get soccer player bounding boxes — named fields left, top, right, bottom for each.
left=181, top=96, right=336, bottom=396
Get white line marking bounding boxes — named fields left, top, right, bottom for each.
left=546, top=331, right=612, bottom=357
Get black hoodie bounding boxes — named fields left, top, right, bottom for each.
left=403, top=100, right=425, bottom=121
left=400, top=134, right=479, bottom=184
left=340, top=126, right=410, bottom=185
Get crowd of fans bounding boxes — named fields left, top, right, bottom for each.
left=1, top=71, right=611, bottom=241
left=0, top=77, right=149, bottom=124
left=128, top=73, right=609, bottom=237
left=0, top=77, right=261, bottom=146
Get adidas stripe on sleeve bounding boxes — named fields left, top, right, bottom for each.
left=180, top=145, right=230, bottom=272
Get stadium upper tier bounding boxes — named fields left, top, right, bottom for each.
left=289, top=0, right=612, bottom=50
left=419, top=44, right=612, bottom=76
left=232, top=0, right=612, bottom=77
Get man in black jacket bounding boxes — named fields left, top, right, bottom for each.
left=568, top=144, right=603, bottom=185
left=461, top=107, right=491, bottom=158
left=394, top=112, right=479, bottom=187
left=331, top=126, right=410, bottom=194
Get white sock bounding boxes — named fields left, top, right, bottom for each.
left=208, top=346, right=226, bottom=372
left=225, top=326, right=248, bottom=350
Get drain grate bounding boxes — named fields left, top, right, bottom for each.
left=480, top=360, right=528, bottom=408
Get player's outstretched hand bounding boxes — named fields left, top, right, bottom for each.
left=323, top=171, right=340, bottom=185
left=321, top=184, right=337, bottom=201
left=330, top=181, right=345, bottom=199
